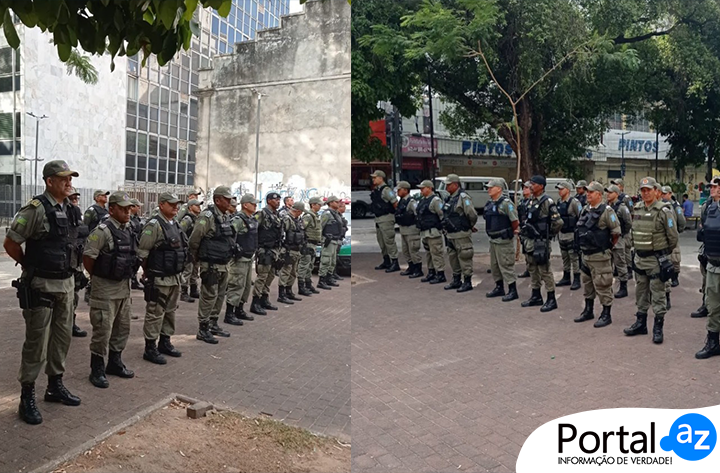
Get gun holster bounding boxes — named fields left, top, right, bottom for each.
left=200, top=268, right=219, bottom=286
left=656, top=254, right=674, bottom=282
left=13, top=278, right=54, bottom=310
left=533, top=239, right=549, bottom=266
left=143, top=279, right=160, bottom=302
left=74, top=271, right=89, bottom=291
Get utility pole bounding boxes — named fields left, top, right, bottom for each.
left=616, top=131, right=630, bottom=179
left=427, top=57, right=436, bottom=183
left=654, top=129, right=659, bottom=180
left=251, top=89, right=265, bottom=199
left=20, top=112, right=48, bottom=197
left=393, top=105, right=402, bottom=186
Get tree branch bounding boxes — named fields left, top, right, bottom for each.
left=613, top=23, right=680, bottom=44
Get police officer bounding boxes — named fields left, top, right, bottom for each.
left=484, top=178, right=520, bottom=301
left=334, top=201, right=349, bottom=282
left=521, top=175, right=564, bottom=312
left=68, top=188, right=89, bottom=337
left=574, top=180, right=588, bottom=207
left=573, top=182, right=621, bottom=327
left=227, top=197, right=238, bottom=216
left=416, top=180, right=444, bottom=282
left=128, top=198, right=144, bottom=290
left=228, top=194, right=260, bottom=318
left=696, top=179, right=720, bottom=358
left=555, top=181, right=582, bottom=290
left=395, top=181, right=421, bottom=276
left=693, top=180, right=720, bottom=319
left=83, top=190, right=110, bottom=303
left=252, top=192, right=284, bottom=312
left=83, top=191, right=137, bottom=388
left=318, top=196, right=344, bottom=289
left=606, top=184, right=632, bottom=298
left=370, top=170, right=399, bottom=272
left=4, top=160, right=82, bottom=424
left=661, top=186, right=685, bottom=288
left=179, top=198, right=203, bottom=302
left=624, top=177, right=679, bottom=344
left=442, top=174, right=478, bottom=292
left=278, top=202, right=307, bottom=304
left=299, top=197, right=323, bottom=295
left=189, top=185, right=235, bottom=343
left=517, top=181, right=533, bottom=278
left=279, top=196, right=294, bottom=218
left=176, top=189, right=201, bottom=222
left=610, top=178, right=635, bottom=279
left=137, top=193, right=188, bottom=365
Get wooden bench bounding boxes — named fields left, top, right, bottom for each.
left=686, top=215, right=700, bottom=230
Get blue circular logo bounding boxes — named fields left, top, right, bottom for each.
left=660, top=413, right=716, bottom=461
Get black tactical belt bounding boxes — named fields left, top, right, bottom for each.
left=635, top=249, right=669, bottom=258
left=33, top=269, right=74, bottom=280
left=707, top=258, right=720, bottom=267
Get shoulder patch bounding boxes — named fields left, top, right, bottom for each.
left=461, top=192, right=469, bottom=199
left=610, top=213, right=616, bottom=222
left=88, top=233, right=99, bottom=241
left=15, top=216, right=27, bottom=225
left=143, top=229, right=153, bottom=235
left=202, top=210, right=213, bottom=218
left=508, top=203, right=514, bottom=212
left=29, top=199, right=41, bottom=207
left=146, top=218, right=158, bottom=226
left=98, top=223, right=107, bottom=229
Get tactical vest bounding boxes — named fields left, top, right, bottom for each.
left=610, top=200, right=628, bottom=235
left=703, top=203, right=720, bottom=260
left=518, top=198, right=530, bottom=225
left=575, top=193, right=587, bottom=207
left=68, top=204, right=89, bottom=269
left=370, top=184, right=395, bottom=217
left=442, top=191, right=472, bottom=233
left=671, top=201, right=685, bottom=233
left=88, top=204, right=109, bottom=231
left=619, top=193, right=633, bottom=214
left=557, top=197, right=578, bottom=233
left=181, top=213, right=196, bottom=237
left=129, top=215, right=142, bottom=235
left=93, top=222, right=137, bottom=281
left=284, top=215, right=306, bottom=250
left=24, top=195, right=75, bottom=279
left=527, top=195, right=551, bottom=237
left=257, top=207, right=283, bottom=249
left=576, top=205, right=612, bottom=255
left=632, top=203, right=670, bottom=252
left=416, top=196, right=442, bottom=231
left=395, top=197, right=416, bottom=227
left=322, top=209, right=344, bottom=240
left=146, top=217, right=188, bottom=277
left=304, top=211, right=321, bottom=244
left=484, top=197, right=513, bottom=239
left=234, top=213, right=259, bottom=258
left=198, top=205, right=234, bottom=264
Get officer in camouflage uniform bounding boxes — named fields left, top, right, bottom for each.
left=695, top=179, right=720, bottom=359
left=661, top=186, right=685, bottom=289
left=606, top=184, right=632, bottom=298
left=227, top=194, right=260, bottom=318
left=252, top=192, right=284, bottom=311
left=574, top=180, right=588, bottom=207
left=334, top=201, right=349, bottom=281
left=484, top=178, right=520, bottom=301
left=277, top=202, right=307, bottom=304
left=416, top=180, right=444, bottom=282
left=227, top=197, right=238, bottom=216
left=318, top=196, right=344, bottom=289
left=521, top=175, right=564, bottom=312
left=128, top=198, right=144, bottom=291
left=68, top=188, right=89, bottom=337
left=179, top=198, right=203, bottom=302
left=82, top=190, right=110, bottom=303
left=573, top=182, right=621, bottom=327
left=693, top=180, right=720, bottom=319
left=624, top=177, right=679, bottom=344
left=298, top=196, right=323, bottom=295
left=370, top=170, right=400, bottom=272
left=394, top=181, right=421, bottom=276
left=279, top=196, right=294, bottom=218
left=555, top=181, right=582, bottom=290
left=610, top=178, right=635, bottom=279
left=175, top=189, right=201, bottom=222
left=442, top=174, right=478, bottom=292
left=517, top=181, right=533, bottom=278
left=83, top=191, right=137, bottom=389
left=137, top=193, right=188, bottom=365
left=188, top=185, right=235, bottom=344
left=5, top=160, right=82, bottom=425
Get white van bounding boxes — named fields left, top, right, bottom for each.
left=434, top=176, right=509, bottom=211
left=509, top=178, right=575, bottom=204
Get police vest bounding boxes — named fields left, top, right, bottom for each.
left=442, top=191, right=472, bottom=233
left=24, top=195, right=75, bottom=279
left=93, top=222, right=137, bottom=281
left=198, top=206, right=234, bottom=264
left=484, top=197, right=513, bottom=239
left=632, top=203, right=670, bottom=252
left=416, top=196, right=442, bottom=231
left=703, top=202, right=720, bottom=261
left=68, top=204, right=89, bottom=269
left=618, top=193, right=633, bottom=214
left=146, top=217, right=188, bottom=277
left=322, top=210, right=344, bottom=240
left=518, top=198, right=530, bottom=225
left=610, top=200, right=628, bottom=235
left=557, top=197, right=578, bottom=233
left=370, top=185, right=395, bottom=217
left=576, top=205, right=612, bottom=255
left=395, top=197, right=416, bottom=227
left=257, top=207, right=283, bottom=249
left=527, top=195, right=551, bottom=237
left=671, top=201, right=685, bottom=233
left=181, top=213, right=196, bottom=237
left=234, top=213, right=259, bottom=258
left=575, top=193, right=587, bottom=207
left=88, top=204, right=109, bottom=231
left=304, top=211, right=321, bottom=244
left=284, top=215, right=306, bottom=250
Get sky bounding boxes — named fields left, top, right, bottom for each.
left=289, top=0, right=302, bottom=13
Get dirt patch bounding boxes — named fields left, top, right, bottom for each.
left=350, top=273, right=375, bottom=285
left=53, top=400, right=350, bottom=473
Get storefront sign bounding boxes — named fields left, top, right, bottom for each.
left=402, top=135, right=437, bottom=157
left=440, top=157, right=516, bottom=168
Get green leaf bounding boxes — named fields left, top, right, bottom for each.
left=57, top=42, right=71, bottom=62
left=217, top=0, right=232, bottom=17
left=143, top=10, right=154, bottom=24
left=184, top=0, right=199, bottom=21
left=158, top=0, right=179, bottom=30
left=3, top=10, right=20, bottom=49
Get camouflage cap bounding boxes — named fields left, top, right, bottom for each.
left=446, top=174, right=461, bottom=183
left=605, top=184, right=621, bottom=194
left=43, top=160, right=79, bottom=178
left=229, top=197, right=238, bottom=206
left=158, top=192, right=182, bottom=204
left=370, top=170, right=386, bottom=179
left=555, top=180, right=573, bottom=190
left=188, top=189, right=202, bottom=196
left=487, top=178, right=506, bottom=189
left=396, top=181, right=411, bottom=189
left=213, top=186, right=232, bottom=199
left=187, top=198, right=203, bottom=206
left=292, top=202, right=306, bottom=212
left=69, top=187, right=80, bottom=197
left=308, top=196, right=323, bottom=205
left=419, top=180, right=434, bottom=189
left=576, top=180, right=588, bottom=189
left=93, top=190, right=110, bottom=199
left=660, top=186, right=673, bottom=194
left=108, top=191, right=133, bottom=207
left=586, top=181, right=604, bottom=193
left=639, top=177, right=657, bottom=189
left=130, top=198, right=143, bottom=206
left=610, top=178, right=624, bottom=186
left=240, top=194, right=259, bottom=204
left=326, top=195, right=339, bottom=203
left=523, top=181, right=532, bottom=188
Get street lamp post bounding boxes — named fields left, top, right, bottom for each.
left=20, top=112, right=48, bottom=197
left=616, top=131, right=631, bottom=179
left=251, top=88, right=265, bottom=200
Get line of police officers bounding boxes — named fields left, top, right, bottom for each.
left=5, top=160, right=347, bottom=425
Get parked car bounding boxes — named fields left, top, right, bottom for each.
left=434, top=176, right=509, bottom=211
left=314, top=207, right=351, bottom=276
left=351, top=189, right=372, bottom=218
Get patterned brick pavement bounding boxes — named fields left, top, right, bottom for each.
left=0, top=276, right=349, bottom=472
left=352, top=253, right=720, bottom=473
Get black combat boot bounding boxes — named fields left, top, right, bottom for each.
left=332, top=271, right=345, bottom=281
left=385, top=259, right=400, bottom=273
left=237, top=303, right=254, bottom=321
left=298, top=280, right=313, bottom=297
left=72, top=314, right=87, bottom=337
left=691, top=304, right=709, bottom=318
left=556, top=271, right=571, bottom=287
left=457, top=276, right=473, bottom=293
left=210, top=318, right=231, bottom=337
left=409, top=263, right=424, bottom=279
left=131, top=275, right=144, bottom=290
left=502, top=282, right=518, bottom=302
left=400, top=262, right=414, bottom=276
left=19, top=383, right=42, bottom=425
left=189, top=283, right=200, bottom=299
left=521, top=288, right=544, bottom=307
left=250, top=296, right=267, bottom=315
left=624, top=312, right=648, bottom=336
left=420, top=269, right=436, bottom=283
left=158, top=334, right=182, bottom=357
left=45, top=374, right=81, bottom=405
left=261, top=294, right=278, bottom=310
left=89, top=354, right=110, bottom=388
left=570, top=273, right=581, bottom=291
left=540, top=291, right=558, bottom=312
left=614, top=280, right=628, bottom=299
left=375, top=255, right=390, bottom=270
left=277, top=286, right=294, bottom=304
left=143, top=339, right=168, bottom=364
left=180, top=286, right=195, bottom=303
left=518, top=269, right=530, bottom=278
left=696, top=331, right=720, bottom=359
left=671, top=275, right=679, bottom=287
left=325, top=275, right=339, bottom=287
left=652, top=316, right=664, bottom=344
left=196, top=322, right=218, bottom=344
left=430, top=271, right=447, bottom=285
left=106, top=351, right=135, bottom=378
left=485, top=281, right=504, bottom=298
left=574, top=299, right=594, bottom=323
left=317, top=276, right=332, bottom=290
left=286, top=286, right=302, bottom=301
left=306, top=278, right=320, bottom=294
left=443, top=274, right=462, bottom=290
left=594, top=305, right=612, bottom=328
left=666, top=292, right=671, bottom=310
left=224, top=303, right=244, bottom=326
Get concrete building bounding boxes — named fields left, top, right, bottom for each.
left=195, top=0, right=351, bottom=204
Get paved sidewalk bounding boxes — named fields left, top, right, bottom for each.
left=0, top=278, right=350, bottom=472
left=352, top=253, right=720, bottom=473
